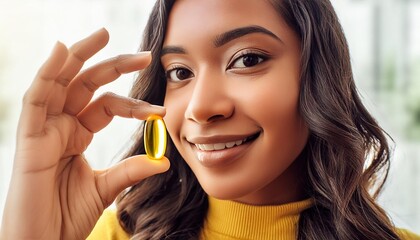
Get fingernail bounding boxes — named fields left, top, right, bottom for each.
left=150, top=105, right=166, bottom=115
left=151, top=104, right=165, bottom=109
left=136, top=51, right=151, bottom=56
left=133, top=100, right=165, bottom=110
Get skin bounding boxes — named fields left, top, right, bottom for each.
left=162, top=0, right=309, bottom=205
left=0, top=29, right=170, bottom=239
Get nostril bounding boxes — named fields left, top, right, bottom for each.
left=207, top=114, right=227, bottom=122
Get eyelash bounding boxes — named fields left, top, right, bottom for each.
left=227, top=50, right=269, bottom=70
left=164, top=51, right=270, bottom=82
left=165, top=64, right=193, bottom=82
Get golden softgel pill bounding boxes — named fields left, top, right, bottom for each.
left=144, top=115, right=167, bottom=160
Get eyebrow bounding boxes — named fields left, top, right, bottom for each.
left=213, top=25, right=282, bottom=47
left=161, top=46, right=187, bottom=57
left=161, top=25, right=282, bottom=57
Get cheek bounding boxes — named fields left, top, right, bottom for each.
left=244, top=77, right=307, bottom=153
left=163, top=90, right=187, bottom=147
left=266, top=101, right=308, bottom=165
left=245, top=80, right=300, bottom=125
left=163, top=92, right=177, bottom=134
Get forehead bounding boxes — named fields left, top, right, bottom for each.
left=164, top=0, right=293, bottom=46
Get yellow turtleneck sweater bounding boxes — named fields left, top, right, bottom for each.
left=200, top=197, right=312, bottom=239
left=87, top=198, right=419, bottom=240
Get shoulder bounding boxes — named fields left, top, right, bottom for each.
left=397, top=228, right=420, bottom=240
left=86, top=208, right=130, bottom=240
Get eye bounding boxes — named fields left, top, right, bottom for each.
left=229, top=53, right=267, bottom=69
left=166, top=66, right=194, bottom=82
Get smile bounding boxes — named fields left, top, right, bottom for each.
left=194, top=132, right=260, bottom=151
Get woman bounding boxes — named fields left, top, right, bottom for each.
left=1, top=0, right=419, bottom=239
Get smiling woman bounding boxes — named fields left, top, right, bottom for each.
left=0, top=0, right=419, bottom=240
left=112, top=0, right=417, bottom=239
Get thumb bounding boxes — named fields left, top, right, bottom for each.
left=94, top=155, right=170, bottom=207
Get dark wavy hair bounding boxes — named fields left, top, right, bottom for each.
left=117, top=0, right=400, bottom=239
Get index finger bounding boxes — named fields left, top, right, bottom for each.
left=63, top=52, right=152, bottom=115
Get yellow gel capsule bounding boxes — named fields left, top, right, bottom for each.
left=144, top=115, right=167, bottom=160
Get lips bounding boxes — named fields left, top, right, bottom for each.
left=185, top=131, right=261, bottom=167
left=194, top=132, right=260, bottom=151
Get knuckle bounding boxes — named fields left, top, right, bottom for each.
left=111, top=55, right=130, bottom=75
left=71, top=50, right=87, bottom=63
left=56, top=76, right=72, bottom=87
left=22, top=91, right=47, bottom=108
left=81, top=77, right=99, bottom=93
left=97, top=92, right=118, bottom=102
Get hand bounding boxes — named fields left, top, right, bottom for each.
left=0, top=28, right=170, bottom=240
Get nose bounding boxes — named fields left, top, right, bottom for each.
left=184, top=70, right=234, bottom=124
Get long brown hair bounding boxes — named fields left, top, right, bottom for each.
left=117, top=0, right=400, bottom=239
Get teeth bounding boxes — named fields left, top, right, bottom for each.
left=195, top=139, right=247, bottom=151
left=214, top=143, right=225, bottom=150
left=203, top=144, right=214, bottom=151
left=226, top=141, right=235, bottom=148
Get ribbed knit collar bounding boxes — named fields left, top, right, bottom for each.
left=201, top=197, right=314, bottom=240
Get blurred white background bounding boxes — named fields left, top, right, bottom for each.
left=0, top=0, right=419, bottom=234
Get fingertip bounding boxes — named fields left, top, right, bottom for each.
left=131, top=104, right=166, bottom=121
left=145, top=101, right=166, bottom=115
left=55, top=40, right=67, bottom=50
left=157, top=156, right=171, bottom=172
left=98, top=27, right=109, bottom=35
left=51, top=41, right=68, bottom=58
left=151, top=105, right=166, bottom=117
left=147, top=156, right=171, bottom=173
left=82, top=28, right=109, bottom=52
left=134, top=51, right=152, bottom=65
left=126, top=155, right=171, bottom=173
left=38, top=41, right=68, bottom=78
left=95, top=27, right=110, bottom=47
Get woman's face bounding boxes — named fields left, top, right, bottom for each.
left=162, top=0, right=309, bottom=205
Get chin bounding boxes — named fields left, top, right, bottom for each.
left=199, top=178, right=257, bottom=202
